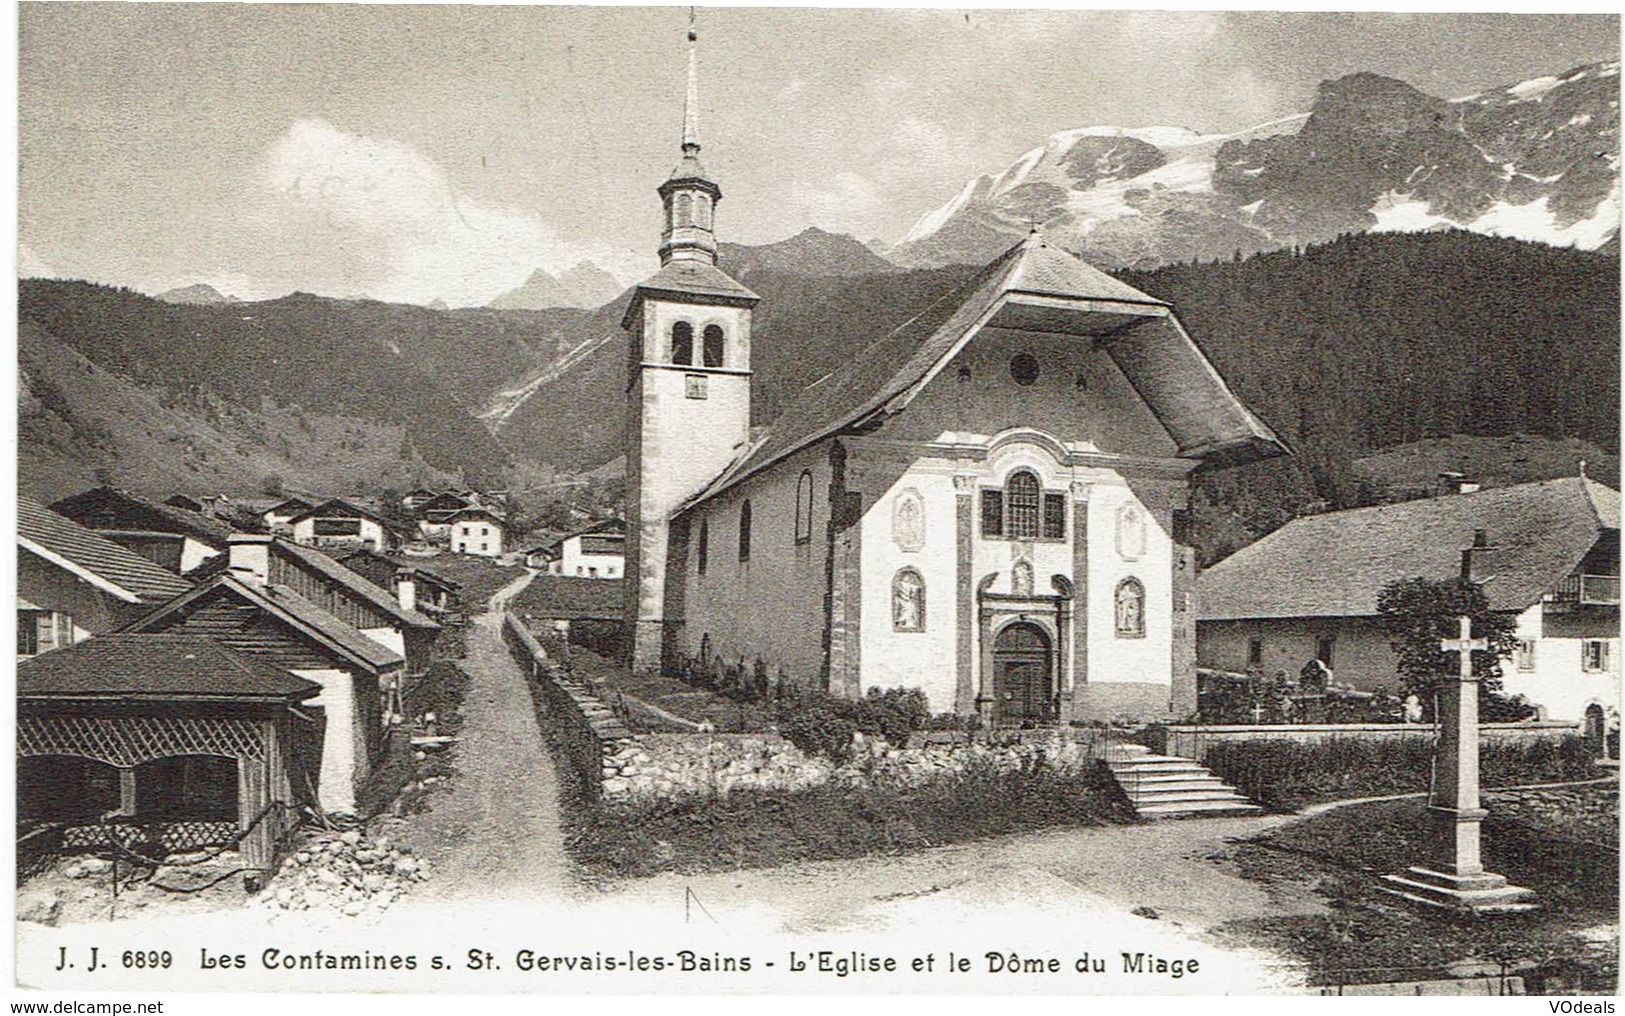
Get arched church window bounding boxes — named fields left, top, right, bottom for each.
left=893, top=568, right=925, bottom=632
left=697, top=517, right=709, bottom=576
left=675, top=193, right=693, bottom=227
left=1006, top=470, right=1041, bottom=539
left=671, top=321, right=694, bottom=365
left=702, top=325, right=725, bottom=368
left=1115, top=577, right=1145, bottom=638
left=738, top=500, right=752, bottom=563
left=794, top=470, right=814, bottom=545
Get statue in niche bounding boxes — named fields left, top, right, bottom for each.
left=893, top=568, right=925, bottom=632
left=892, top=489, right=925, bottom=552
left=1117, top=503, right=1147, bottom=561
left=1115, top=577, right=1145, bottom=637
left=1011, top=559, right=1034, bottom=597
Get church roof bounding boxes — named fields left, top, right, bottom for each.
left=621, top=259, right=759, bottom=328
left=1197, top=476, right=1621, bottom=621
left=677, top=235, right=1286, bottom=511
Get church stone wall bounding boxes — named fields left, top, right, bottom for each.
left=675, top=442, right=831, bottom=689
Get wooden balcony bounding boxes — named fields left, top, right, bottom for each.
left=1548, top=572, right=1621, bottom=609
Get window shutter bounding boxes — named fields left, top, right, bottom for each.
left=981, top=489, right=1003, bottom=537
left=1043, top=493, right=1066, bottom=539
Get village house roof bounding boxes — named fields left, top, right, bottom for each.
left=286, top=498, right=388, bottom=525
left=49, top=486, right=235, bottom=548
left=18, top=634, right=322, bottom=703
left=124, top=574, right=404, bottom=673
left=262, top=496, right=316, bottom=516
left=678, top=234, right=1286, bottom=512
left=447, top=506, right=507, bottom=526
left=529, top=518, right=625, bottom=554
left=516, top=576, right=625, bottom=621
left=1197, top=476, right=1621, bottom=622
left=19, top=496, right=194, bottom=605
left=272, top=539, right=440, bottom=629
left=335, top=547, right=462, bottom=594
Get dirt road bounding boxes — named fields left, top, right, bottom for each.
left=397, top=570, right=571, bottom=904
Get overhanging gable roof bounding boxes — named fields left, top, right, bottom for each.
left=680, top=235, right=1286, bottom=510
left=273, top=539, right=439, bottom=630
left=49, top=486, right=234, bottom=548
left=19, top=634, right=321, bottom=702
left=1197, top=476, right=1621, bottom=621
left=123, top=574, right=402, bottom=673
left=288, top=498, right=386, bottom=525
left=19, top=496, right=193, bottom=604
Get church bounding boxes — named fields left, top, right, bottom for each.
left=622, top=27, right=1288, bottom=726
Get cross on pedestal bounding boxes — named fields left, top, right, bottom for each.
left=1379, top=613, right=1537, bottom=912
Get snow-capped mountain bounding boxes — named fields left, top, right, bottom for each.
left=155, top=282, right=241, bottom=305
left=892, top=61, right=1620, bottom=269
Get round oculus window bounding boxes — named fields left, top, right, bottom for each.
left=1010, top=353, right=1041, bottom=386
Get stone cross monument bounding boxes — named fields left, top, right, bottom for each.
left=1379, top=534, right=1536, bottom=912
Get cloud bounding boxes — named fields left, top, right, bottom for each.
left=18, top=243, right=60, bottom=279
left=245, top=119, right=579, bottom=306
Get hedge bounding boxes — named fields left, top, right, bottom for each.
left=1202, top=734, right=1600, bottom=812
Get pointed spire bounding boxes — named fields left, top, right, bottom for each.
left=682, top=8, right=700, bottom=154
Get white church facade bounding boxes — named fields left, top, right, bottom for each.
left=623, top=28, right=1287, bottom=726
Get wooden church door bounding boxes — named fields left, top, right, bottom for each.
left=993, top=622, right=1053, bottom=726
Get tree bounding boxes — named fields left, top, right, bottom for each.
left=260, top=473, right=285, bottom=498
left=1376, top=576, right=1518, bottom=708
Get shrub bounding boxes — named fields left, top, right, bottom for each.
left=1202, top=734, right=1600, bottom=812
left=771, top=685, right=933, bottom=758
left=777, top=706, right=857, bottom=764
left=566, top=760, right=1135, bottom=878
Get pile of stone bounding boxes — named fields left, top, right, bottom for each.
left=255, top=829, right=429, bottom=918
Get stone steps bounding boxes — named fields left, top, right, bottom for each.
left=1106, top=748, right=1264, bottom=820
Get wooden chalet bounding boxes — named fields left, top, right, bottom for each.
left=121, top=555, right=403, bottom=815
left=287, top=498, right=394, bottom=552
left=336, top=547, right=462, bottom=613
left=18, top=634, right=320, bottom=883
left=19, top=496, right=193, bottom=658
left=49, top=486, right=234, bottom=575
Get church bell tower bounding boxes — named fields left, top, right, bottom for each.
left=622, top=14, right=759, bottom=674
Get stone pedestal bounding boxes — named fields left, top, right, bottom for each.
left=1379, top=618, right=1536, bottom=913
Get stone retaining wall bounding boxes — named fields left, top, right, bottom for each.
left=503, top=614, right=1115, bottom=809
left=1165, top=720, right=1581, bottom=760
left=502, top=613, right=633, bottom=800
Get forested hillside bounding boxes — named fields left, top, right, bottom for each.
left=1120, top=231, right=1619, bottom=561
left=18, top=280, right=590, bottom=485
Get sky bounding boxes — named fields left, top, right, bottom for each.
left=18, top=6, right=1620, bottom=307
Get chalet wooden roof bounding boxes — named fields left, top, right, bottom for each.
left=50, top=486, right=235, bottom=548
left=287, top=498, right=387, bottom=525
left=678, top=235, right=1286, bottom=512
left=19, top=634, right=321, bottom=703
left=262, top=496, right=316, bottom=516
left=447, top=506, right=507, bottom=525
left=19, top=496, right=193, bottom=605
left=335, top=547, right=461, bottom=593
left=415, top=492, right=473, bottom=514
left=1197, top=477, right=1621, bottom=621
left=530, top=518, right=625, bottom=553
left=273, top=539, right=439, bottom=629
left=124, top=574, right=403, bottom=673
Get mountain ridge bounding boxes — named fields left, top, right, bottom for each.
left=892, top=60, right=1620, bottom=269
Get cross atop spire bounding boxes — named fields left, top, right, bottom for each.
left=683, top=8, right=700, bottom=153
